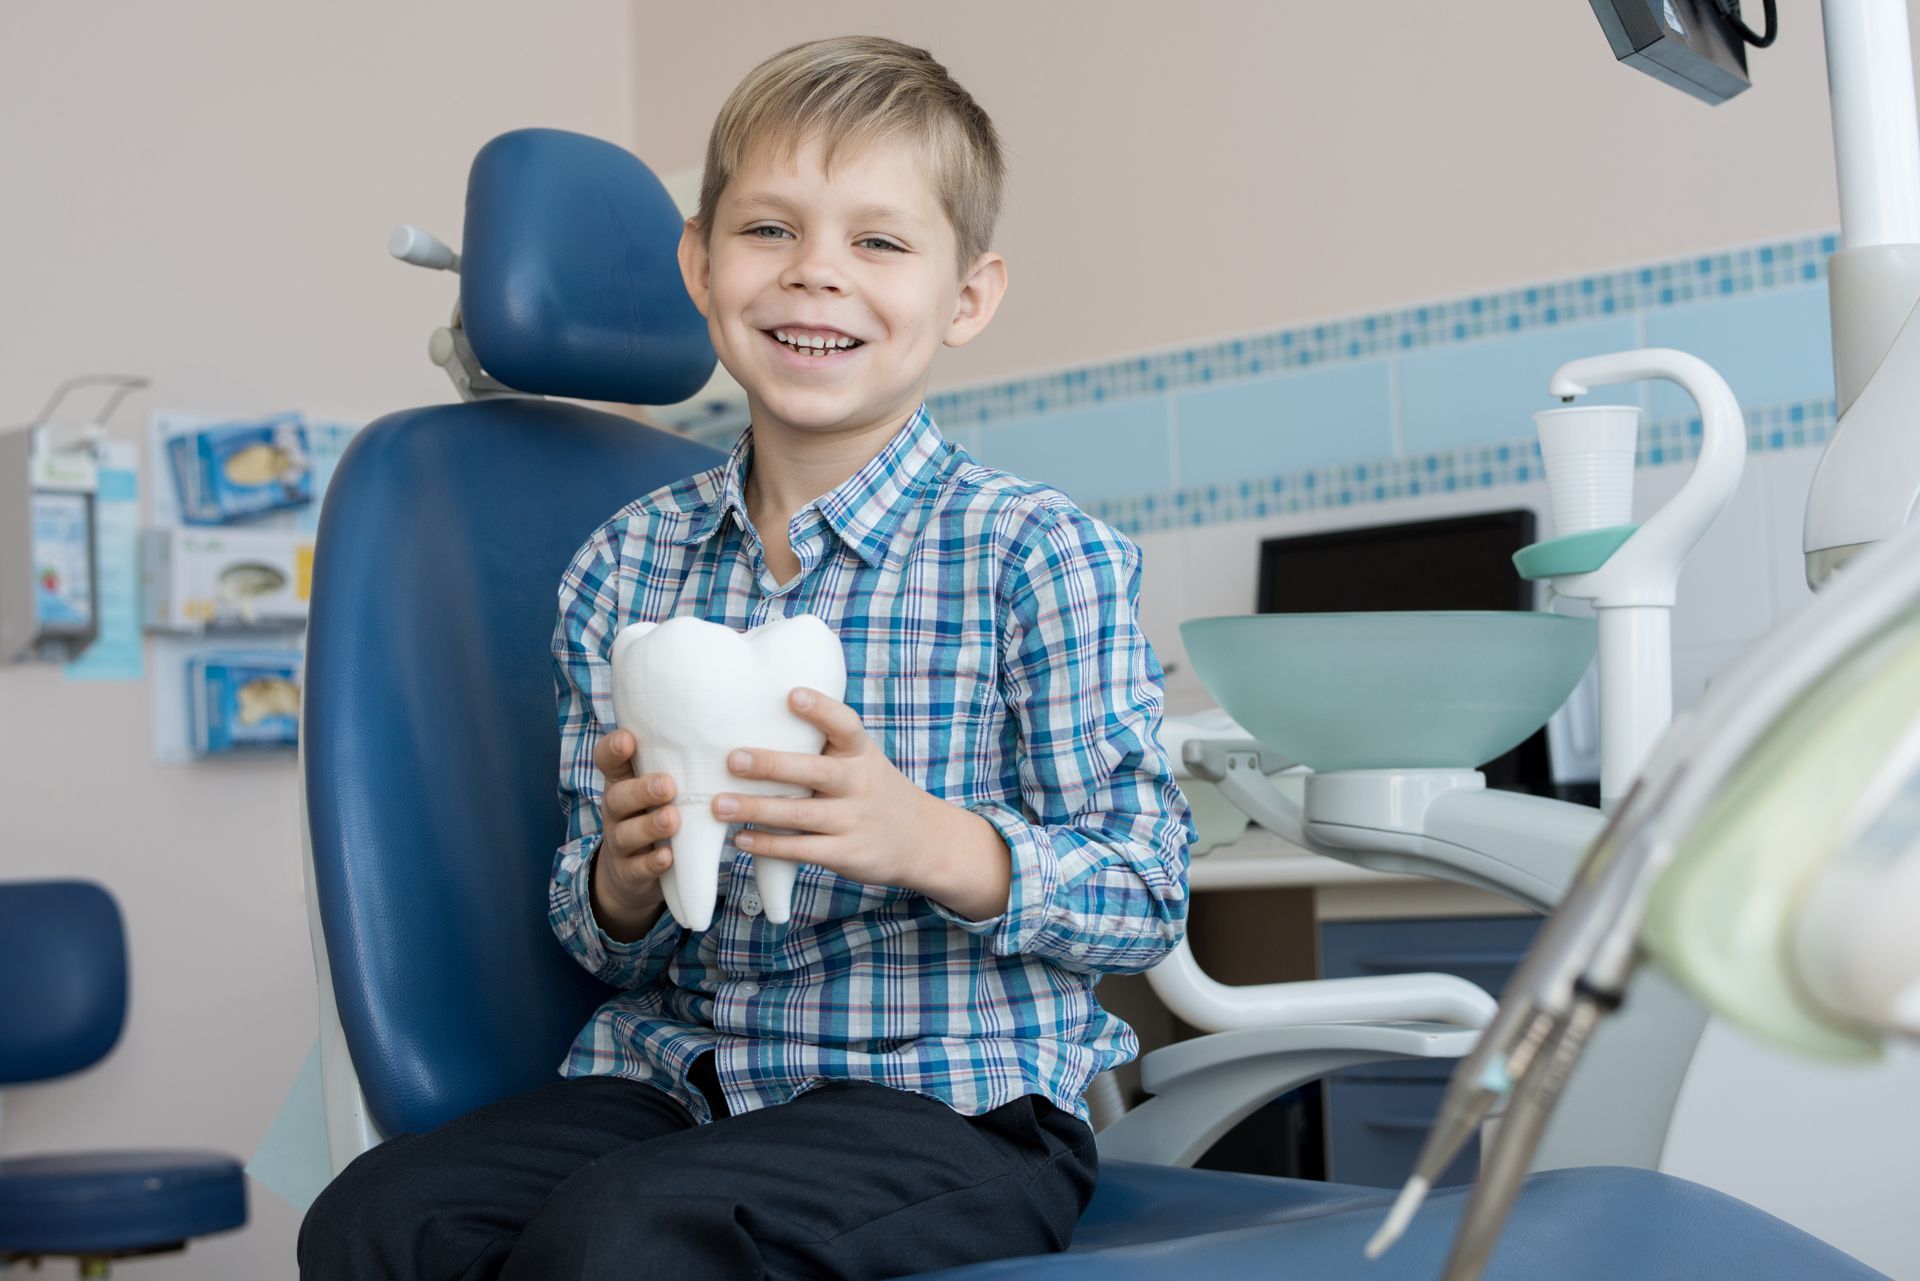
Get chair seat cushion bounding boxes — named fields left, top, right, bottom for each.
left=0, top=1150, right=246, bottom=1254
left=1073, top=1159, right=1393, bottom=1249
left=916, top=1164, right=1888, bottom=1279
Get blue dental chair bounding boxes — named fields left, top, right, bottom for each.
left=299, top=128, right=1885, bottom=1279
left=0, top=880, right=247, bottom=1276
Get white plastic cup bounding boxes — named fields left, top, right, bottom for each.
left=1533, top=404, right=1639, bottom=535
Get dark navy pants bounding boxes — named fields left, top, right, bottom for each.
left=297, top=1062, right=1097, bottom=1280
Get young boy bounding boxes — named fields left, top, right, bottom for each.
left=300, top=34, right=1192, bottom=1280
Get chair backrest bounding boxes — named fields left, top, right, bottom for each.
left=303, top=129, right=725, bottom=1138
left=0, top=880, right=127, bottom=1086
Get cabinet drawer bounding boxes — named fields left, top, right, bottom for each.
left=1320, top=914, right=1543, bottom=991
left=1320, top=914, right=1542, bottom=1083
left=1326, top=1078, right=1479, bottom=1189
left=1318, top=915, right=1543, bottom=1187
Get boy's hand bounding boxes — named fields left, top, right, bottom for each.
left=589, top=729, right=681, bottom=941
left=715, top=689, right=1013, bottom=919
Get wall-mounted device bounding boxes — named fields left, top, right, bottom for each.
left=1, top=426, right=99, bottom=662
left=1588, top=0, right=1761, bottom=105
left=0, top=376, right=148, bottom=663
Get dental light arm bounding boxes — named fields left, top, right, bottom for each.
left=1804, top=0, right=1920, bottom=583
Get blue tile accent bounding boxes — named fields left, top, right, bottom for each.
left=1644, top=284, right=1834, bottom=417
left=1397, top=318, right=1639, bottom=455
left=1075, top=395, right=1834, bottom=537
left=969, top=398, right=1172, bottom=504
left=906, top=232, right=1842, bottom=533
left=1175, top=360, right=1393, bottom=487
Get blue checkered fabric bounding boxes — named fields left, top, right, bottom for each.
left=547, top=404, right=1194, bottom=1123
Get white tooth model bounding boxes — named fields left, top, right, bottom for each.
left=610, top=614, right=847, bottom=931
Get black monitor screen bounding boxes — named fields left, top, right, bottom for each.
left=1257, top=510, right=1535, bottom=614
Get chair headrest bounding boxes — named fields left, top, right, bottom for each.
left=461, top=128, right=717, bottom=406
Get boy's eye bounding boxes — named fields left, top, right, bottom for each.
left=744, top=225, right=900, bottom=253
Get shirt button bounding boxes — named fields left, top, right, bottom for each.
left=1070, top=942, right=1091, bottom=958
left=737, top=982, right=760, bottom=997
left=740, top=891, right=763, bottom=918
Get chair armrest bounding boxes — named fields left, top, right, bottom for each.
left=1146, top=940, right=1499, bottom=1033
left=1096, top=1022, right=1480, bottom=1168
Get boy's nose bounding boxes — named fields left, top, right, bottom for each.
left=781, top=249, right=848, bottom=293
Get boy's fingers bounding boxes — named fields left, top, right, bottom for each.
left=727, top=747, right=836, bottom=792
left=608, top=834, right=676, bottom=878
left=789, top=688, right=868, bottom=752
left=607, top=774, right=676, bottom=819
left=614, top=806, right=677, bottom=854
left=713, top=793, right=838, bottom=834
left=733, top=827, right=834, bottom=865
left=594, top=730, right=638, bottom=780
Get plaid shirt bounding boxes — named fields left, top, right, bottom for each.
left=547, top=404, right=1193, bottom=1123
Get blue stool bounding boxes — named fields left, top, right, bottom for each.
left=0, top=881, right=246, bottom=1276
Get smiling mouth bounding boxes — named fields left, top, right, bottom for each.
left=762, top=329, right=867, bottom=360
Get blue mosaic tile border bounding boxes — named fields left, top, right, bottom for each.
left=927, top=233, right=1839, bottom=428
left=1079, top=396, right=1837, bottom=537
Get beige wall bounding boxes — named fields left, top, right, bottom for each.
left=0, top=3, right=1904, bottom=1277
left=0, top=3, right=636, bottom=1276
left=630, top=1, right=1871, bottom=396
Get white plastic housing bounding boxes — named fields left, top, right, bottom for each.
left=1793, top=833, right=1920, bottom=1038
left=1792, top=724, right=1920, bottom=1038
left=1542, top=349, right=1745, bottom=806
left=610, top=614, right=847, bottom=931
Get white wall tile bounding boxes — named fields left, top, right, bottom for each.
left=1633, top=459, right=1775, bottom=652
left=1759, top=446, right=1824, bottom=624
left=1672, top=637, right=1763, bottom=714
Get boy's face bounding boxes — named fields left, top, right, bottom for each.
left=678, top=132, right=1005, bottom=450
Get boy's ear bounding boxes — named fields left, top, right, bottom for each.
left=677, top=218, right=711, bottom=318
left=943, top=251, right=1008, bottom=350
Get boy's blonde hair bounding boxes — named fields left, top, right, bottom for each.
left=692, top=35, right=1004, bottom=280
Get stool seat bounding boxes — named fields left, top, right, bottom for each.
left=0, top=1150, right=247, bottom=1255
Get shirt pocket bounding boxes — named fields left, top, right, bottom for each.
left=843, top=620, right=997, bottom=781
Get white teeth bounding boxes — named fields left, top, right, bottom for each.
left=773, top=329, right=859, bottom=352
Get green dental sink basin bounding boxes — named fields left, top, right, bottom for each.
left=1179, top=611, right=1597, bottom=772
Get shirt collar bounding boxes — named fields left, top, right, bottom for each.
left=675, top=405, right=947, bottom=570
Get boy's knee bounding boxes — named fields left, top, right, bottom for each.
left=509, top=1164, right=761, bottom=1278
left=297, top=1138, right=426, bottom=1276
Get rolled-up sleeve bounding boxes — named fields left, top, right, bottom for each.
left=547, top=528, right=683, bottom=990
left=930, top=508, right=1194, bottom=974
